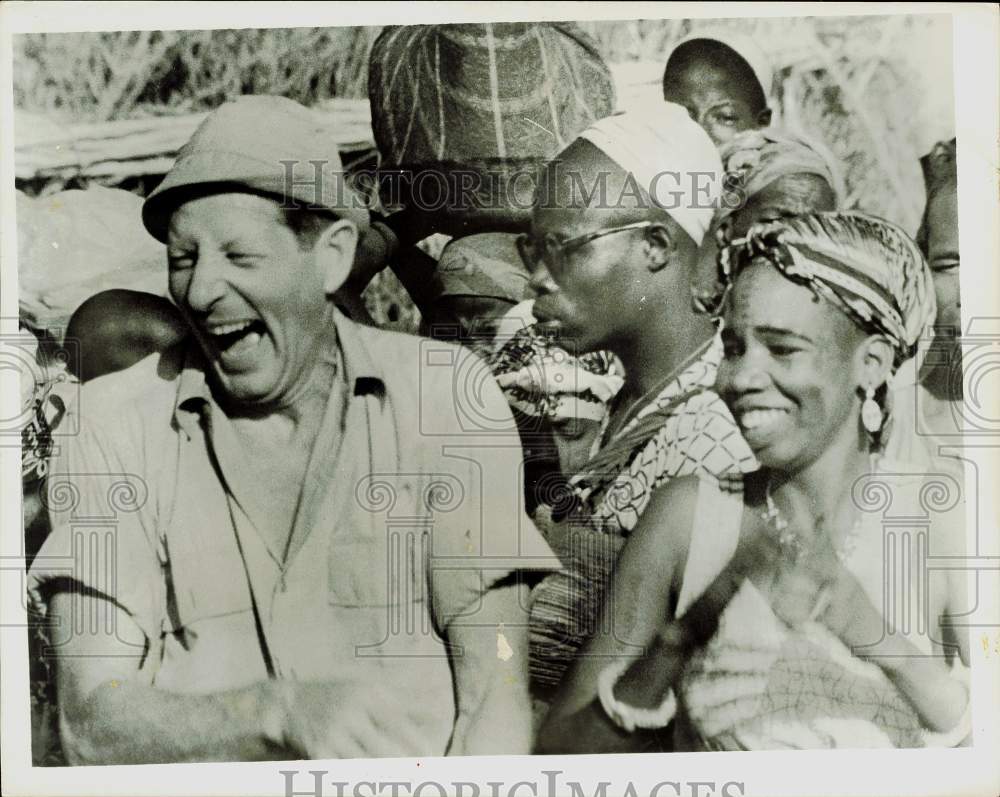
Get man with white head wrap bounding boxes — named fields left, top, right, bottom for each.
left=522, top=103, right=756, bottom=705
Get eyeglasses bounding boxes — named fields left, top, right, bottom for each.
left=516, top=221, right=654, bottom=272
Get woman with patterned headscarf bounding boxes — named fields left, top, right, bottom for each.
left=692, top=128, right=846, bottom=312
left=538, top=212, right=969, bottom=754
left=717, top=128, right=845, bottom=238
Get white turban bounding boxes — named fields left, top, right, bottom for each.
left=576, top=102, right=723, bottom=246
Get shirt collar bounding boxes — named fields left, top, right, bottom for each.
left=172, top=308, right=386, bottom=435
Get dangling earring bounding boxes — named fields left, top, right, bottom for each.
left=861, top=385, right=884, bottom=434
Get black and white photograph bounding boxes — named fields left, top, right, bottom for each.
left=1, top=3, right=998, bottom=797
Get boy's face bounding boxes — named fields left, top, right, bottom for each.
left=664, top=54, right=768, bottom=146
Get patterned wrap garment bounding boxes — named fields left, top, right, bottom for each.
left=528, top=333, right=757, bottom=694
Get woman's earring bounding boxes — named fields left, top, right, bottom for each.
left=861, top=385, right=884, bottom=434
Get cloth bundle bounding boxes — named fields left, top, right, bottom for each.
left=369, top=22, right=616, bottom=219
left=18, top=186, right=167, bottom=340
left=718, top=128, right=846, bottom=218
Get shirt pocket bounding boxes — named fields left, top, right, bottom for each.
left=327, top=474, right=432, bottom=609
left=326, top=529, right=448, bottom=661
left=326, top=530, right=429, bottom=609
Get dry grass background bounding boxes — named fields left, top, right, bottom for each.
left=14, top=14, right=954, bottom=330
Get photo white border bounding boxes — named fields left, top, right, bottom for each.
left=1, top=3, right=997, bottom=796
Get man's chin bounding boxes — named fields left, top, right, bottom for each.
left=208, top=366, right=275, bottom=407
left=542, top=323, right=595, bottom=356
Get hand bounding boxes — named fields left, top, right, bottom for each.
left=279, top=680, right=437, bottom=759
left=737, top=529, right=846, bottom=630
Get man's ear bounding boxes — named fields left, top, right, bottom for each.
left=313, top=219, right=360, bottom=296
left=756, top=107, right=773, bottom=128
left=643, top=223, right=675, bottom=272
left=856, top=334, right=894, bottom=392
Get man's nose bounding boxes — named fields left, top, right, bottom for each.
left=183, top=255, right=227, bottom=313
left=528, top=264, right=557, bottom=296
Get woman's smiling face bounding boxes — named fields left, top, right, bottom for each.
left=716, top=260, right=867, bottom=471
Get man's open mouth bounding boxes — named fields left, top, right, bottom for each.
left=205, top=320, right=266, bottom=354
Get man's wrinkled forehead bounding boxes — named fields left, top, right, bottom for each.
left=167, top=190, right=285, bottom=243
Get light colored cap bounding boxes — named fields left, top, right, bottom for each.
left=576, top=102, right=724, bottom=245
left=143, top=95, right=369, bottom=243
left=431, top=233, right=532, bottom=302
left=667, top=29, right=774, bottom=104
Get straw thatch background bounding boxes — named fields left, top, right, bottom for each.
left=14, top=14, right=954, bottom=330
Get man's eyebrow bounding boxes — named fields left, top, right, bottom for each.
left=754, top=325, right=814, bottom=344
left=705, top=98, right=739, bottom=111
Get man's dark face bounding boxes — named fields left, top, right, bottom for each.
left=527, top=201, right=645, bottom=356
left=924, top=184, right=960, bottom=336
left=664, top=53, right=766, bottom=146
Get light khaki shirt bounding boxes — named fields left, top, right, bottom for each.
left=30, top=311, right=558, bottom=755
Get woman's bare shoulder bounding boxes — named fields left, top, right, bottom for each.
left=622, top=475, right=723, bottom=588
left=644, top=474, right=704, bottom=531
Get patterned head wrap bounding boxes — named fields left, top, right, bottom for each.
left=718, top=212, right=936, bottom=371
left=718, top=128, right=845, bottom=222
left=488, top=301, right=623, bottom=422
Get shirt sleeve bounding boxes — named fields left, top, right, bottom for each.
left=422, top=346, right=562, bottom=631
left=27, top=402, right=165, bottom=645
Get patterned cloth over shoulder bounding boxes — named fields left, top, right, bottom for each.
left=529, top=333, right=757, bottom=693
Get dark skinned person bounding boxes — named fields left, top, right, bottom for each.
left=524, top=103, right=757, bottom=707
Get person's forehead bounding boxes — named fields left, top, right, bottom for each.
left=533, top=154, right=622, bottom=236
left=532, top=203, right=594, bottom=238
left=665, top=57, right=751, bottom=103
left=727, top=260, right=847, bottom=335
left=168, top=191, right=284, bottom=239
left=925, top=187, right=959, bottom=255
left=926, top=183, right=958, bottom=220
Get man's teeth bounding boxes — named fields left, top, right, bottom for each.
left=209, top=321, right=255, bottom=336
left=740, top=409, right=788, bottom=430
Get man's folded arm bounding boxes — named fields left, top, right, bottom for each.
left=48, top=591, right=291, bottom=765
